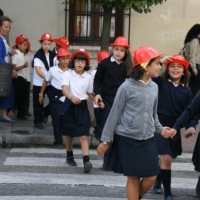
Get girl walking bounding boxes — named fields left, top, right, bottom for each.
left=152, top=55, right=192, bottom=200
left=97, top=46, right=172, bottom=200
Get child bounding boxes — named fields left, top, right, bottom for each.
left=167, top=93, right=200, bottom=198
left=12, top=34, right=29, bottom=119
left=24, top=41, right=34, bottom=116
left=152, top=55, right=192, bottom=200
left=91, top=50, right=109, bottom=140
left=93, top=36, right=133, bottom=169
left=52, top=36, right=69, bottom=66
left=39, top=48, right=70, bottom=148
left=97, top=46, right=172, bottom=200
left=61, top=49, right=102, bottom=173
left=32, top=32, right=56, bottom=129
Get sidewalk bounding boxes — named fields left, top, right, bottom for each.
left=0, top=93, right=197, bottom=152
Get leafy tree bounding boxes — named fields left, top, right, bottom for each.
left=64, top=0, right=167, bottom=50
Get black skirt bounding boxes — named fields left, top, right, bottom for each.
left=60, top=100, right=90, bottom=137
left=192, top=132, right=200, bottom=172
left=105, top=134, right=159, bottom=177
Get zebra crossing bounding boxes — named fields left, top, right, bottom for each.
left=0, top=147, right=198, bottom=200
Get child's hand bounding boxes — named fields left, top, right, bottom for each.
left=94, top=94, right=102, bottom=105
left=97, top=142, right=109, bottom=155
left=38, top=96, right=44, bottom=104
left=161, top=127, right=177, bottom=138
left=24, top=62, right=29, bottom=68
left=184, top=127, right=197, bottom=138
left=98, top=101, right=105, bottom=109
left=160, top=55, right=172, bottom=64
left=71, top=96, right=81, bottom=104
left=12, top=70, right=18, bottom=79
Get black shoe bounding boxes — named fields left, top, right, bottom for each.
left=153, top=180, right=162, bottom=194
left=25, top=112, right=32, bottom=116
left=54, top=144, right=64, bottom=149
left=84, top=161, right=93, bottom=173
left=17, top=114, right=28, bottom=120
left=34, top=123, right=43, bottom=129
left=165, top=195, right=174, bottom=200
left=67, top=156, right=77, bottom=166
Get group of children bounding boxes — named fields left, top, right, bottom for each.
left=4, top=31, right=200, bottom=199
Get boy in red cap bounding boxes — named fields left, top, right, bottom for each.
left=12, top=34, right=29, bottom=119
left=32, top=32, right=56, bottom=129
left=39, top=48, right=70, bottom=148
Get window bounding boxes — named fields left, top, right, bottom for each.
left=65, top=0, right=130, bottom=45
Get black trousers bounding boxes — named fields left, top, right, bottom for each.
left=50, top=100, right=63, bottom=144
left=14, top=76, right=29, bottom=116
left=25, top=81, right=31, bottom=113
left=33, top=85, right=50, bottom=124
left=189, top=64, right=200, bottom=97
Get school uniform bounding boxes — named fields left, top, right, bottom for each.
left=24, top=51, right=34, bottom=114
left=0, top=36, right=15, bottom=109
left=153, top=77, right=193, bottom=158
left=60, top=70, right=93, bottom=137
left=93, top=56, right=127, bottom=137
left=32, top=48, right=55, bottom=126
left=12, top=49, right=29, bottom=117
left=173, top=93, right=200, bottom=171
left=101, top=78, right=163, bottom=177
left=46, top=65, right=68, bottom=145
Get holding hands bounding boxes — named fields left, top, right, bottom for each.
left=161, top=127, right=177, bottom=138
left=184, top=127, right=197, bottom=138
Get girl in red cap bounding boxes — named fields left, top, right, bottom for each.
left=39, top=48, right=71, bottom=148
left=93, top=36, right=133, bottom=169
left=97, top=46, right=172, bottom=200
left=152, top=55, right=192, bottom=200
left=32, top=32, right=56, bottom=129
left=12, top=34, right=29, bottom=119
left=61, top=49, right=103, bottom=173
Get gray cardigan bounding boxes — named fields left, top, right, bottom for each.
left=101, top=78, right=163, bottom=142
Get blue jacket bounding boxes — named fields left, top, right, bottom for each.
left=0, top=36, right=6, bottom=63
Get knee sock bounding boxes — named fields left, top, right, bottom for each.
left=156, top=173, right=161, bottom=184
left=83, top=155, right=89, bottom=164
left=67, top=150, right=73, bottom=158
left=160, top=169, right=172, bottom=197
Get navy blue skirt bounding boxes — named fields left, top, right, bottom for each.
left=105, top=134, right=159, bottom=177
left=60, top=100, right=90, bottom=137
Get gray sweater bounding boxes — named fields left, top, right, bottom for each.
left=101, top=78, right=163, bottom=142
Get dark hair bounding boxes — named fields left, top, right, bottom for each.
left=0, top=16, right=12, bottom=26
left=184, top=24, right=200, bottom=44
left=162, top=65, right=190, bottom=87
left=69, top=53, right=91, bottom=71
left=0, top=9, right=4, bottom=17
left=127, top=58, right=156, bottom=80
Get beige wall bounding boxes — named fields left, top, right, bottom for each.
left=127, top=0, right=200, bottom=55
left=1, top=0, right=65, bottom=51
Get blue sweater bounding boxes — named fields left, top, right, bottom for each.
left=153, top=77, right=193, bottom=127
left=173, top=92, right=200, bottom=130
left=0, top=36, right=6, bottom=63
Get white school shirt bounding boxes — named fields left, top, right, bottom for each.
left=24, top=51, right=34, bottom=82
left=62, top=70, right=93, bottom=100
left=12, top=49, right=26, bottom=79
left=46, top=65, right=70, bottom=102
left=90, top=69, right=99, bottom=108
left=33, top=54, right=50, bottom=86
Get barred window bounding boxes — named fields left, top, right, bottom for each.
left=65, top=0, right=130, bottom=45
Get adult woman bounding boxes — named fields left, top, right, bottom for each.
left=184, top=24, right=200, bottom=97
left=0, top=16, right=17, bottom=122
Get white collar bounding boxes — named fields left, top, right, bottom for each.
left=72, top=70, right=86, bottom=77
left=139, top=79, right=150, bottom=85
left=168, top=79, right=184, bottom=87
left=110, top=56, right=122, bottom=65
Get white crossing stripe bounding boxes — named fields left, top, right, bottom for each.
left=0, top=197, right=130, bottom=200
left=0, top=172, right=197, bottom=189
left=10, top=148, right=99, bottom=155
left=4, top=157, right=195, bottom=171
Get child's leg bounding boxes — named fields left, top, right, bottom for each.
left=79, top=135, right=93, bottom=173
left=160, top=154, right=172, bottom=198
left=139, top=175, right=157, bottom=197
left=126, top=176, right=140, bottom=200
left=65, top=136, right=76, bottom=166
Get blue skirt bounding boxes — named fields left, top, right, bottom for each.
left=0, top=81, right=14, bottom=109
left=105, top=134, right=159, bottom=177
